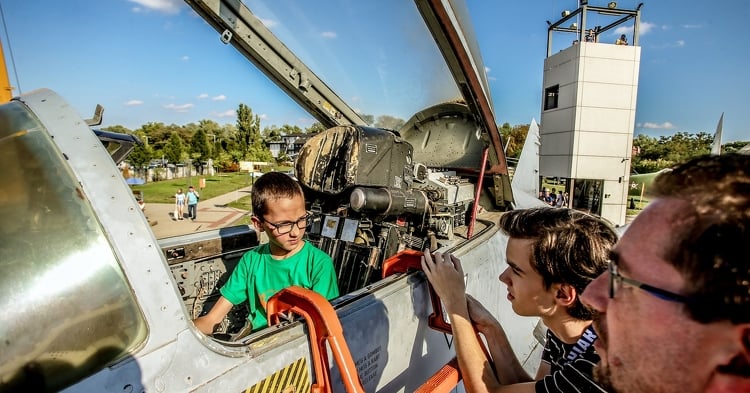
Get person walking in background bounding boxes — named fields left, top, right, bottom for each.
left=174, top=188, right=185, bottom=220
left=581, top=154, right=750, bottom=392
left=187, top=185, right=200, bottom=221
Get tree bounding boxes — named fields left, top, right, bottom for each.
left=102, top=125, right=132, bottom=134
left=306, top=122, right=326, bottom=134
left=235, top=103, right=261, bottom=159
left=722, top=140, right=750, bottom=153
left=632, top=131, right=713, bottom=174
left=498, top=122, right=529, bottom=159
left=279, top=124, right=303, bottom=135
left=197, top=119, right=222, bottom=159
left=374, top=115, right=405, bottom=131
left=128, top=144, right=151, bottom=168
left=128, top=132, right=153, bottom=169
left=164, top=132, right=184, bottom=164
left=139, top=122, right=168, bottom=146
left=190, top=129, right=210, bottom=161
left=235, top=103, right=273, bottom=161
left=263, top=125, right=282, bottom=141
left=360, top=114, right=375, bottom=126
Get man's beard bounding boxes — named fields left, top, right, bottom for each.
left=592, top=313, right=616, bottom=391
left=594, top=363, right=615, bottom=392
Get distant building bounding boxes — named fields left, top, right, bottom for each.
left=540, top=3, right=643, bottom=227
left=267, top=133, right=313, bottom=160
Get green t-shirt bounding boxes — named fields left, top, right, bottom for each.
left=220, top=241, right=339, bottom=330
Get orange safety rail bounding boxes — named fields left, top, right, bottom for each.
left=413, top=358, right=461, bottom=393
left=382, top=249, right=493, bottom=393
left=381, top=249, right=452, bottom=333
left=266, top=287, right=365, bottom=393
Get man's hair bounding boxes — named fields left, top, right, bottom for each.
left=499, top=207, right=617, bottom=320
left=651, top=153, right=750, bottom=323
left=251, top=172, right=304, bottom=217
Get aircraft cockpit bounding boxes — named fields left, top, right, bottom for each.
left=1, top=1, right=535, bottom=391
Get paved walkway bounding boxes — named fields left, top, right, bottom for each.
left=145, top=186, right=254, bottom=239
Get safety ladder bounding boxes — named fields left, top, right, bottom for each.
left=266, top=248, right=487, bottom=393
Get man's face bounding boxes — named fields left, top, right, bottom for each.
left=499, top=238, right=556, bottom=317
left=581, top=198, right=738, bottom=393
left=252, top=194, right=307, bottom=257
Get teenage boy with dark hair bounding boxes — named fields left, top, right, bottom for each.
left=194, top=172, right=339, bottom=334
left=423, top=207, right=617, bottom=392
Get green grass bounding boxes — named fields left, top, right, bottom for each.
left=626, top=197, right=650, bottom=216
left=227, top=195, right=253, bottom=211
left=130, top=172, right=257, bottom=204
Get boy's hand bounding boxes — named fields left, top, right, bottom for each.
left=421, top=250, right=467, bottom=313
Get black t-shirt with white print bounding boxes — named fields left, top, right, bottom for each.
left=535, top=324, right=605, bottom=393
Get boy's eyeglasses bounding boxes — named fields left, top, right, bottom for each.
left=608, top=262, right=689, bottom=303
left=259, top=214, right=312, bottom=234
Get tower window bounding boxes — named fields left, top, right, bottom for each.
left=544, top=85, right=559, bottom=110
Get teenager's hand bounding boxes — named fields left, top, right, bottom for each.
left=466, top=294, right=500, bottom=333
left=421, top=250, right=467, bottom=313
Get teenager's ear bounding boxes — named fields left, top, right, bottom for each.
left=554, top=283, right=577, bottom=307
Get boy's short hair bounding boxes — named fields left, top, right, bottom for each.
left=251, top=172, right=304, bottom=217
left=499, top=207, right=617, bottom=320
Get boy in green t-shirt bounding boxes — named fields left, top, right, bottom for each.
left=194, top=172, right=339, bottom=334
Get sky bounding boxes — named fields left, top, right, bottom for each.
left=0, top=0, right=747, bottom=143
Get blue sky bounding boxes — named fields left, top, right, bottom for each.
left=1, top=0, right=747, bottom=143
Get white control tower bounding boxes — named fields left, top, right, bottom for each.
left=540, top=2, right=643, bottom=227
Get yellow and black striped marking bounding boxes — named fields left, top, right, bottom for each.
left=243, top=357, right=310, bottom=393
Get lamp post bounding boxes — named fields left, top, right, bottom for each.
left=207, top=133, right=219, bottom=177
left=207, top=133, right=218, bottom=157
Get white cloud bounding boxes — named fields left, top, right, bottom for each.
left=197, top=93, right=209, bottom=99
left=214, top=110, right=236, bottom=118
left=321, top=31, right=337, bottom=39
left=181, top=55, right=189, bottom=61
left=128, top=0, right=182, bottom=14
left=639, top=121, right=674, bottom=129
left=211, top=94, right=226, bottom=101
left=616, top=21, right=656, bottom=37
left=164, top=103, right=194, bottom=113
left=682, top=24, right=703, bottom=29
left=639, top=22, right=656, bottom=35
left=258, top=113, right=268, bottom=120
left=676, top=40, right=685, bottom=47
left=125, top=100, right=143, bottom=106
left=260, top=18, right=278, bottom=29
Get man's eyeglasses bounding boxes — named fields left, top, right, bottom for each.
left=608, top=262, right=689, bottom=303
left=259, top=214, right=312, bottom=235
